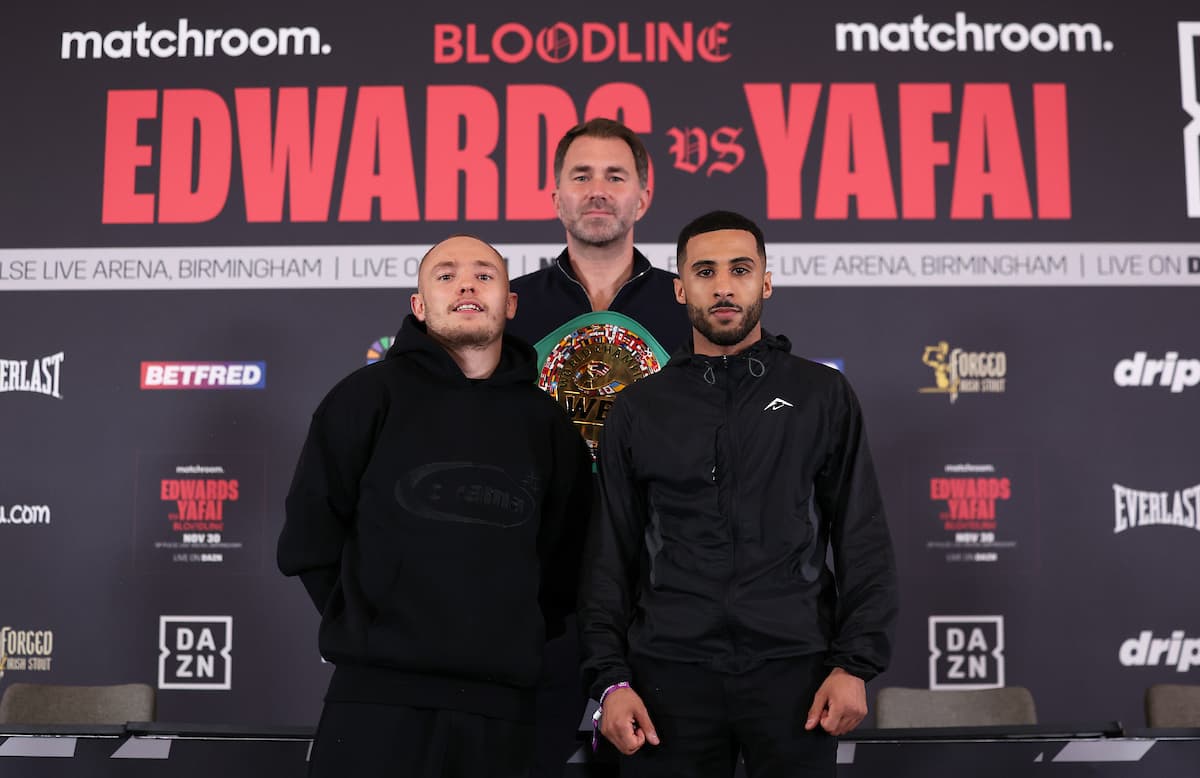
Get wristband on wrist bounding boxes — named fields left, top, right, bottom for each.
left=591, top=681, right=631, bottom=751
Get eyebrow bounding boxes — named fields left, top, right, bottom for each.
left=430, top=259, right=501, bottom=274
left=689, top=256, right=757, bottom=268
left=568, top=163, right=631, bottom=176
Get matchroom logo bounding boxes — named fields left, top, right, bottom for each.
left=929, top=615, right=1005, bottom=689
left=158, top=616, right=232, bottom=690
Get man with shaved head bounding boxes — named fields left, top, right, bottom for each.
left=279, top=235, right=593, bottom=778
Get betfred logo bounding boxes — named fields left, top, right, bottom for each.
left=1119, top=630, right=1200, bottom=672
left=1113, top=352, right=1200, bottom=393
left=158, top=616, right=232, bottom=690
left=929, top=616, right=1005, bottom=689
left=140, top=361, right=265, bottom=389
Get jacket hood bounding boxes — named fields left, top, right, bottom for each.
left=384, top=314, right=538, bottom=385
left=666, top=329, right=792, bottom=369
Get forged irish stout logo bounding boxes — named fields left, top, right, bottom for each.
left=929, top=615, right=1005, bottom=689
left=0, top=626, right=55, bottom=680
left=919, top=341, right=1006, bottom=403
left=158, top=616, right=232, bottom=690
left=535, top=313, right=666, bottom=460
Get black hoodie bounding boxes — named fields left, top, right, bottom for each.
left=580, top=332, right=897, bottom=699
left=279, top=315, right=592, bottom=721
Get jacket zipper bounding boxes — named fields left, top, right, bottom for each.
left=555, top=257, right=651, bottom=307
left=720, top=354, right=740, bottom=664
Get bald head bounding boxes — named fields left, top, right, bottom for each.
left=418, top=235, right=508, bottom=295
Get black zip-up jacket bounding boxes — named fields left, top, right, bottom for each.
left=508, top=248, right=693, bottom=356
left=278, top=315, right=592, bottom=721
left=579, top=332, right=897, bottom=699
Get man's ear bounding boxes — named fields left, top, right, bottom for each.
left=673, top=277, right=686, bottom=305
left=634, top=185, right=652, bottom=222
left=410, top=292, right=426, bottom=321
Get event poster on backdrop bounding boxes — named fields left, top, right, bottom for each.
left=0, top=0, right=1198, bottom=732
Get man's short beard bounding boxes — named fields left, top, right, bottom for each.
left=687, top=300, right=763, bottom=348
left=430, top=323, right=501, bottom=349
left=564, top=208, right=633, bottom=247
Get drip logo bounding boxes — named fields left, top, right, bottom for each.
left=158, top=616, right=232, bottom=690
left=1113, top=352, right=1200, bottom=393
left=1120, top=630, right=1200, bottom=672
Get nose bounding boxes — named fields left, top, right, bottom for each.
left=585, top=180, right=611, bottom=201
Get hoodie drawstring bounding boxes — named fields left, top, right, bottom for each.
left=703, top=364, right=716, bottom=385
left=748, top=356, right=766, bottom=377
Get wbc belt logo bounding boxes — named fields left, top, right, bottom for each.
left=535, top=312, right=666, bottom=460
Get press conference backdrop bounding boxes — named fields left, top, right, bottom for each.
left=0, top=0, right=1197, bottom=729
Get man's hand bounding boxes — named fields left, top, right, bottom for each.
left=599, top=687, right=661, bottom=755
left=805, top=667, right=867, bottom=736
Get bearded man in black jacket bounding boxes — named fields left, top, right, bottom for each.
left=279, top=235, right=592, bottom=778
left=581, top=211, right=898, bottom=778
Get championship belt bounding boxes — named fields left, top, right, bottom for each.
left=534, top=311, right=668, bottom=462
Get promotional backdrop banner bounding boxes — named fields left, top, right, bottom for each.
left=1, top=0, right=1197, bottom=730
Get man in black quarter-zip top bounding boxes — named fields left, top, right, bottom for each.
left=581, top=211, right=898, bottom=778
left=509, top=118, right=690, bottom=778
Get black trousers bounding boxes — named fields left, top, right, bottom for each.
left=620, top=655, right=837, bottom=778
left=308, top=701, right=535, bottom=778
left=532, top=616, right=591, bottom=777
